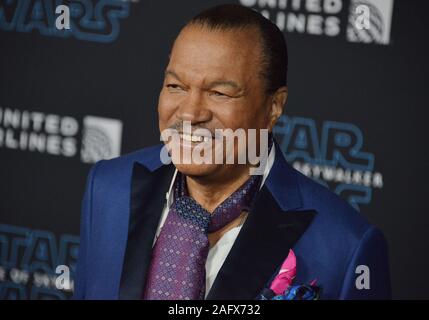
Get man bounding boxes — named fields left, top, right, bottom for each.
left=74, top=4, right=391, bottom=300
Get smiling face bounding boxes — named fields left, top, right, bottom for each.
left=158, top=24, right=284, bottom=179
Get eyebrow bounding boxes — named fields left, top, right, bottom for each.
left=165, top=70, right=242, bottom=91
left=164, top=70, right=182, bottom=82
left=209, top=80, right=241, bottom=90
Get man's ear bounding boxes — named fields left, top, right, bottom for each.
left=267, top=86, right=288, bottom=131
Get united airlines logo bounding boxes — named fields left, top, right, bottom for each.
left=0, top=0, right=131, bottom=43
left=274, top=115, right=383, bottom=210
left=240, top=0, right=394, bottom=45
left=0, top=107, right=123, bottom=164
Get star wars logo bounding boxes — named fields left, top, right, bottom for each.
left=274, top=115, right=383, bottom=210
left=0, top=0, right=131, bottom=43
left=0, top=224, right=78, bottom=300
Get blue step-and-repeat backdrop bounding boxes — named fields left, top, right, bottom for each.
left=0, top=0, right=428, bottom=299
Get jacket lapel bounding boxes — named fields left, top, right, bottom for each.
left=118, top=162, right=175, bottom=299
left=206, top=142, right=316, bottom=299
left=205, top=187, right=316, bottom=300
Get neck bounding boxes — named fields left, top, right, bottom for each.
left=186, top=164, right=251, bottom=213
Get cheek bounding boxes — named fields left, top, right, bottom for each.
left=216, top=102, right=264, bottom=130
left=158, top=91, right=179, bottom=129
left=243, top=99, right=270, bottom=128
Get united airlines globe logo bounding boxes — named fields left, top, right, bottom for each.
left=347, top=1, right=387, bottom=44
left=81, top=126, right=113, bottom=164
left=80, top=116, right=123, bottom=164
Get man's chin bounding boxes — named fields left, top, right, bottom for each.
left=172, top=162, right=222, bottom=178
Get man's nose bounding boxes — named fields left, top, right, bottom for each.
left=176, top=90, right=212, bottom=124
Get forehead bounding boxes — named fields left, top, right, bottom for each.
left=167, top=25, right=262, bottom=85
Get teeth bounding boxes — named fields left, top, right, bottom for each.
left=181, top=134, right=210, bottom=143
left=191, top=135, right=201, bottom=142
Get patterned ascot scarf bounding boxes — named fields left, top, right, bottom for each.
left=143, top=136, right=273, bottom=300
left=143, top=173, right=262, bottom=300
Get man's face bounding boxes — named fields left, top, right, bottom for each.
left=158, top=24, right=272, bottom=178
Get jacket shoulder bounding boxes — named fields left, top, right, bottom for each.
left=93, top=144, right=163, bottom=174
left=84, top=144, right=164, bottom=198
left=291, top=170, right=390, bottom=298
left=294, top=168, right=372, bottom=240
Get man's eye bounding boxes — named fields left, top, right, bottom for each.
left=210, top=91, right=228, bottom=97
left=166, top=84, right=184, bottom=91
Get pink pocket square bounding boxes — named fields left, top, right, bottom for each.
left=259, top=249, right=322, bottom=300
left=270, top=249, right=297, bottom=295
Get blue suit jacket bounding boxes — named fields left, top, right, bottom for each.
left=73, top=142, right=391, bottom=300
